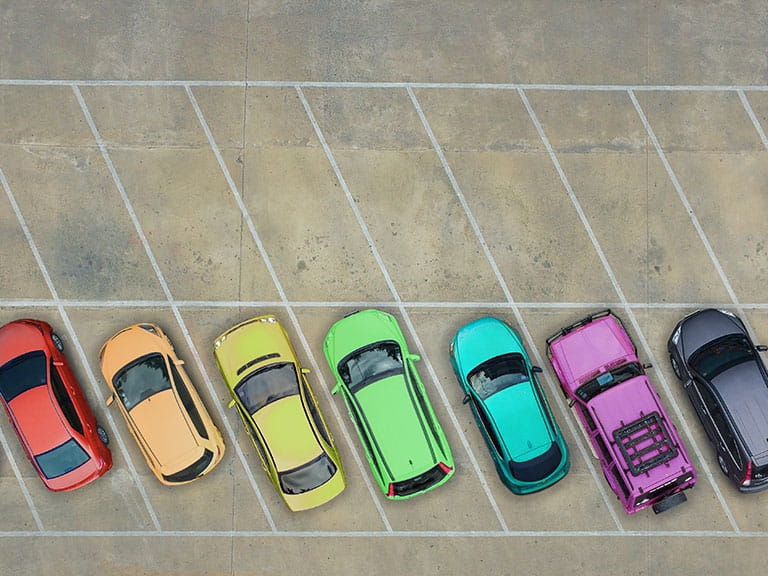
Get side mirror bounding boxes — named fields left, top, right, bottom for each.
left=643, top=363, right=653, bottom=369
left=175, top=359, right=185, bottom=366
left=462, top=394, right=470, bottom=405
left=757, top=345, right=768, bottom=352
left=301, top=368, right=311, bottom=374
left=531, top=366, right=543, bottom=373
left=52, top=360, right=64, bottom=367
left=228, top=398, right=236, bottom=408
left=105, top=395, right=115, bottom=407
left=331, top=384, right=342, bottom=395
left=568, top=398, right=576, bottom=408
left=410, top=354, right=421, bottom=362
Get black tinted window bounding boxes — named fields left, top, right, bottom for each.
left=170, top=361, right=208, bottom=440
left=576, top=362, right=644, bottom=402
left=35, top=438, right=90, bottom=479
left=235, top=362, right=298, bottom=414
left=338, top=341, right=403, bottom=392
left=509, top=442, right=562, bottom=482
left=113, top=354, right=172, bottom=410
left=697, top=383, right=741, bottom=459
left=303, top=380, right=331, bottom=445
left=279, top=453, right=336, bottom=494
left=691, top=335, right=756, bottom=381
left=50, top=363, right=83, bottom=435
left=0, top=351, right=46, bottom=402
left=468, top=353, right=529, bottom=401
left=472, top=396, right=503, bottom=455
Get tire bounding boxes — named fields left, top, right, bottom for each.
left=717, top=453, right=729, bottom=476
left=670, top=354, right=682, bottom=380
left=652, top=490, right=687, bottom=514
left=96, top=424, right=110, bottom=446
left=51, top=332, right=64, bottom=352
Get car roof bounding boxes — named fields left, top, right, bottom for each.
left=254, top=395, right=322, bottom=472
left=354, top=374, right=438, bottom=480
left=9, top=385, right=71, bottom=455
left=711, top=360, right=768, bottom=460
left=485, top=382, right=552, bottom=462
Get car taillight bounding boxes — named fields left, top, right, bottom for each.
left=438, top=462, right=453, bottom=474
left=742, top=461, right=753, bottom=487
left=387, top=483, right=395, bottom=497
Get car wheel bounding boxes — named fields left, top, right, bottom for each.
left=717, top=453, right=729, bottom=476
left=51, top=332, right=64, bottom=352
left=652, top=491, right=687, bottom=514
left=96, top=425, right=110, bottom=446
left=670, top=355, right=682, bottom=380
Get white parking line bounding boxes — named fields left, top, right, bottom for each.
left=184, top=86, right=393, bottom=532
left=72, top=85, right=278, bottom=532
left=407, top=87, right=625, bottom=530
left=739, top=90, right=768, bottom=151
left=1, top=79, right=768, bottom=91
left=297, top=86, right=510, bottom=532
left=3, top=299, right=768, bottom=310
left=1, top=167, right=160, bottom=532
left=519, top=88, right=741, bottom=532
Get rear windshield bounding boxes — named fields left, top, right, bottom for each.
left=576, top=362, right=643, bottom=402
left=338, top=341, right=403, bottom=393
left=113, top=353, right=172, bottom=411
left=509, top=442, right=562, bottom=483
left=468, top=353, right=529, bottom=401
left=0, top=351, right=47, bottom=402
left=279, top=453, right=337, bottom=495
left=690, top=335, right=756, bottom=381
left=235, top=362, right=298, bottom=414
left=391, top=463, right=449, bottom=497
left=35, top=438, right=90, bottom=479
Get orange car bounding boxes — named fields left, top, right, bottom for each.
left=99, top=323, right=225, bottom=485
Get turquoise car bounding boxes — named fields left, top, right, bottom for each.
left=450, top=317, right=569, bottom=494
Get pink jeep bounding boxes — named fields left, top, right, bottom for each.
left=546, top=310, right=696, bottom=514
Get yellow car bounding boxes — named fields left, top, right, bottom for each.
left=214, top=315, right=345, bottom=511
left=99, top=323, right=225, bottom=485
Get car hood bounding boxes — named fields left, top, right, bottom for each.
left=324, top=310, right=403, bottom=367
left=253, top=395, right=321, bottom=472
left=356, top=374, right=440, bottom=480
left=679, top=309, right=746, bottom=361
left=214, top=317, right=294, bottom=384
left=486, top=382, right=552, bottom=462
left=129, top=388, right=201, bottom=470
left=550, top=317, right=634, bottom=387
left=452, top=317, right=524, bottom=379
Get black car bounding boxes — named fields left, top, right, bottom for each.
left=668, top=308, right=768, bottom=492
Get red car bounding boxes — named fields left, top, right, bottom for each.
left=0, top=319, right=112, bottom=491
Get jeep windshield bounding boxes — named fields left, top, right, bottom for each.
left=338, top=341, right=404, bottom=393
left=575, top=362, right=644, bottom=402
left=468, top=353, right=529, bottom=401
left=689, top=334, right=756, bottom=381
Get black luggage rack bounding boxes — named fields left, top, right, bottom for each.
left=613, top=412, right=678, bottom=476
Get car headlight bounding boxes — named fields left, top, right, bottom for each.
left=717, top=309, right=737, bottom=318
left=214, top=335, right=226, bottom=349
left=671, top=327, right=681, bottom=346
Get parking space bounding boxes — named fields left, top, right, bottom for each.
left=2, top=2, right=768, bottom=574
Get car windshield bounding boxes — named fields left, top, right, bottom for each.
left=467, top=353, right=529, bottom=401
left=0, top=351, right=47, bottom=402
left=113, top=353, right=172, bottom=411
left=509, top=442, right=562, bottom=483
left=34, top=438, right=90, bottom=479
left=575, top=362, right=644, bottom=402
left=338, top=341, right=403, bottom=393
left=235, top=362, right=299, bottom=414
left=690, top=335, right=756, bottom=381
left=278, top=452, right=337, bottom=495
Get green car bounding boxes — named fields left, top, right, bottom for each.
left=324, top=309, right=454, bottom=499
left=450, top=317, right=569, bottom=494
